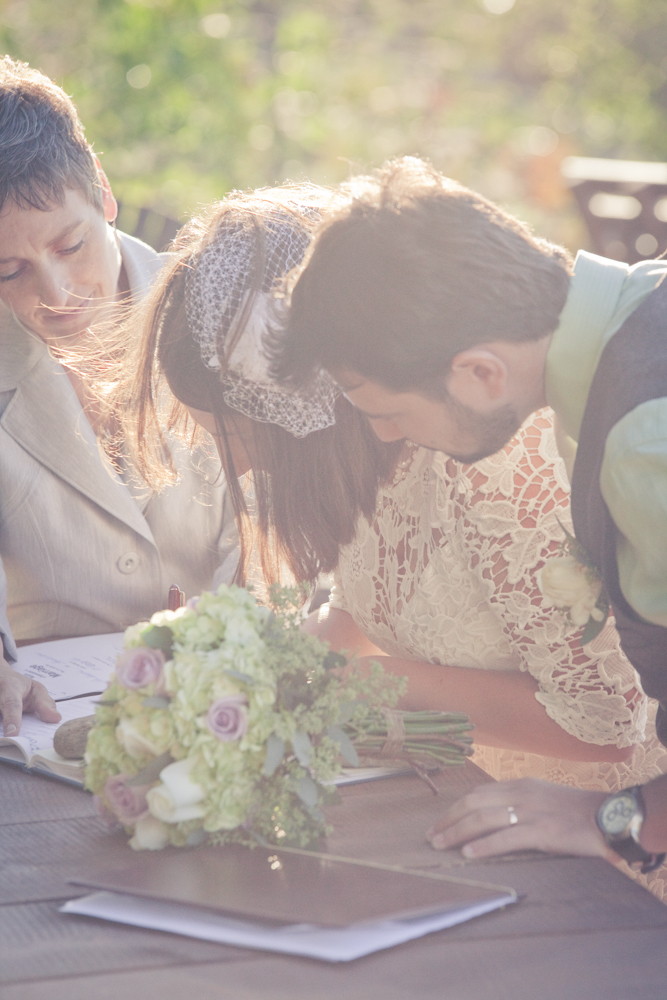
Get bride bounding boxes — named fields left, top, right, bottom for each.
left=115, top=182, right=666, bottom=898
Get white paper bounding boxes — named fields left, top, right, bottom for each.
left=1, top=634, right=122, bottom=777
left=333, top=764, right=414, bottom=786
left=14, top=633, right=124, bottom=700
left=61, top=889, right=517, bottom=962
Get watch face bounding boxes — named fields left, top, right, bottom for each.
left=599, top=792, right=638, bottom=836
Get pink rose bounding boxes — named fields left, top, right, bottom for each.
left=207, top=695, right=248, bottom=741
left=115, top=647, right=166, bottom=691
left=93, top=794, right=121, bottom=828
left=103, top=773, right=151, bottom=825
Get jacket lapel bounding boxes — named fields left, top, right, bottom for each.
left=1, top=334, right=155, bottom=544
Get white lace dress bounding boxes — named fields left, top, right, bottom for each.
left=330, top=411, right=667, bottom=898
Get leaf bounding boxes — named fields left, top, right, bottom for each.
left=295, top=774, right=320, bottom=808
left=185, top=828, right=208, bottom=847
left=142, top=695, right=170, bottom=709
left=142, top=625, right=174, bottom=657
left=327, top=725, right=359, bottom=765
left=323, top=650, right=347, bottom=671
left=291, top=730, right=313, bottom=767
left=336, top=699, right=360, bottom=724
left=127, top=751, right=173, bottom=786
left=580, top=613, right=607, bottom=645
left=262, top=734, right=285, bottom=777
left=224, top=668, right=255, bottom=685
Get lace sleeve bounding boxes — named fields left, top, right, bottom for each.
left=455, top=412, right=646, bottom=748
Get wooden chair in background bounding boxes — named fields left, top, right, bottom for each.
left=115, top=201, right=181, bottom=252
left=562, top=156, right=667, bottom=264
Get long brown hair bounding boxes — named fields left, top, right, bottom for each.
left=118, top=187, right=398, bottom=588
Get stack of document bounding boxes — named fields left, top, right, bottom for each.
left=63, top=843, right=518, bottom=962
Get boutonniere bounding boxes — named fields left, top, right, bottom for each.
left=538, top=521, right=609, bottom=644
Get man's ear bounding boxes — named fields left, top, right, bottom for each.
left=94, top=156, right=118, bottom=224
left=446, top=348, right=509, bottom=411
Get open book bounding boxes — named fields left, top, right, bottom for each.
left=0, top=633, right=123, bottom=783
left=63, top=843, right=518, bottom=962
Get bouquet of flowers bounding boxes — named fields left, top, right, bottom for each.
left=85, top=584, right=473, bottom=851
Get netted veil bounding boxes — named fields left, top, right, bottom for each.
left=184, top=187, right=340, bottom=438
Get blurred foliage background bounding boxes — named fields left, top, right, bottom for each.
left=2, top=0, right=666, bottom=250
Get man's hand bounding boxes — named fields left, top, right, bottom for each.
left=426, top=777, right=612, bottom=862
left=0, top=658, right=60, bottom=736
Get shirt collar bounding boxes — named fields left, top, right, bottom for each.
left=545, top=250, right=631, bottom=441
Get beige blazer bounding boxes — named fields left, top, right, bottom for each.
left=0, top=232, right=237, bottom=658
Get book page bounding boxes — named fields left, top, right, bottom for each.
left=28, top=746, right=86, bottom=783
left=0, top=692, right=100, bottom=766
left=14, top=633, right=123, bottom=700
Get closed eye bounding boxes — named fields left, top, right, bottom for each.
left=60, top=239, right=85, bottom=255
left=0, top=267, right=23, bottom=283
left=0, top=238, right=85, bottom=282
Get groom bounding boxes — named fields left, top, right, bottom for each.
left=280, top=155, right=667, bottom=873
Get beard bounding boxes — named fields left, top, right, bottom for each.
left=440, top=395, right=523, bottom=464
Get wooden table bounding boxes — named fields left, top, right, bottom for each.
left=2, top=761, right=667, bottom=1000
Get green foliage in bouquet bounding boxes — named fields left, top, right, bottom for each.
left=86, top=584, right=473, bottom=850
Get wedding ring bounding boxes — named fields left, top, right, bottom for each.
left=507, top=805, right=519, bottom=826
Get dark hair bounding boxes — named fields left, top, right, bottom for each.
left=280, top=156, right=573, bottom=392
left=120, top=192, right=398, bottom=588
left=0, top=55, right=102, bottom=212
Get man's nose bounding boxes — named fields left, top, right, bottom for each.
left=368, top=417, right=405, bottom=443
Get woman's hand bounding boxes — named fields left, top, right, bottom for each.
left=0, top=658, right=60, bottom=736
left=426, top=777, right=612, bottom=861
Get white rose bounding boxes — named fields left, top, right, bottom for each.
left=116, top=718, right=165, bottom=758
left=129, top=814, right=170, bottom=851
left=146, top=758, right=206, bottom=824
left=538, top=555, right=602, bottom=625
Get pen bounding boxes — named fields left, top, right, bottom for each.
left=167, top=584, right=185, bottom=611
left=54, top=691, right=105, bottom=702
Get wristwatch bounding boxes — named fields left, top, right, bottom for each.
left=596, top=785, right=665, bottom=874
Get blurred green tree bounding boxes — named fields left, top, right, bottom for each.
left=1, top=0, right=665, bottom=248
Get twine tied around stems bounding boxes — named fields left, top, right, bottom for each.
left=378, top=708, right=441, bottom=795
left=353, top=707, right=475, bottom=795
left=380, top=707, right=406, bottom=759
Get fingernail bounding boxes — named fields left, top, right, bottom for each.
left=430, top=834, right=445, bottom=849
left=4, top=724, right=17, bottom=736
left=462, top=844, right=475, bottom=858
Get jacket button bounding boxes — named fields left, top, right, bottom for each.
left=117, top=551, right=140, bottom=574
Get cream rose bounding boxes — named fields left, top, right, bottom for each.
left=538, top=555, right=604, bottom=627
left=146, top=758, right=206, bottom=824
left=129, top=814, right=170, bottom=850
left=116, top=717, right=166, bottom=758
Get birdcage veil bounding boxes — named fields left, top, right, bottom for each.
left=184, top=194, right=339, bottom=438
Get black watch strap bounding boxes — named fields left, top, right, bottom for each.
left=614, top=836, right=664, bottom=873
